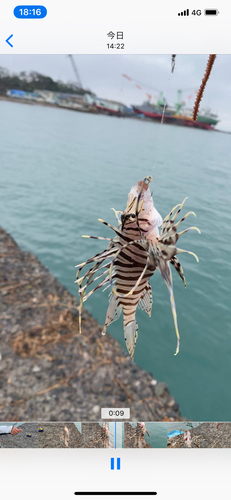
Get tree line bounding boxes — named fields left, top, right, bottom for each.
left=0, top=67, right=94, bottom=96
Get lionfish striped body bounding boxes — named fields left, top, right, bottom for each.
left=101, top=423, right=111, bottom=448
left=136, top=422, right=150, bottom=447
left=75, top=176, right=200, bottom=360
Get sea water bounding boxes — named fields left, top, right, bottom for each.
left=75, top=422, right=82, bottom=433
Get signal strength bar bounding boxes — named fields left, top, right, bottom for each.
left=178, top=9, right=189, bottom=15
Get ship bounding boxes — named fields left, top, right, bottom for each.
left=132, top=90, right=219, bottom=130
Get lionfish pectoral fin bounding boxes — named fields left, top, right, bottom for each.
left=138, top=283, right=153, bottom=317
left=176, top=248, right=199, bottom=262
left=170, top=256, right=186, bottom=288
left=111, top=208, right=123, bottom=223
left=78, top=292, right=85, bottom=334
left=157, top=259, right=180, bottom=356
left=102, top=293, right=122, bottom=336
left=124, top=320, right=138, bottom=361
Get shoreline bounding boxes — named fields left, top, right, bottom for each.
left=1, top=96, right=230, bottom=132
left=0, top=95, right=98, bottom=114
left=0, top=226, right=183, bottom=422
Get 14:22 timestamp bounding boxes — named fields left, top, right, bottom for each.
left=107, top=43, right=125, bottom=49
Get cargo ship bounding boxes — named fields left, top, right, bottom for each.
left=132, top=90, right=219, bottom=130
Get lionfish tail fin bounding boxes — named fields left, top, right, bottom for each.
left=124, top=320, right=138, bottom=361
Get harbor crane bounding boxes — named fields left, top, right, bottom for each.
left=68, top=54, right=83, bottom=89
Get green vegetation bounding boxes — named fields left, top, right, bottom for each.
left=0, top=67, right=94, bottom=95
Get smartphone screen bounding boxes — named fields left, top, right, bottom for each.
left=0, top=2, right=230, bottom=498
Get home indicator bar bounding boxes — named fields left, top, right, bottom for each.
left=74, top=493, right=157, bottom=496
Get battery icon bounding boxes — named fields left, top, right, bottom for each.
left=204, top=9, right=219, bottom=15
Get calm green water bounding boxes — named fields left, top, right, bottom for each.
left=130, top=423, right=166, bottom=447
left=1, top=100, right=231, bottom=421
left=74, top=422, right=82, bottom=433
left=115, top=422, right=124, bottom=449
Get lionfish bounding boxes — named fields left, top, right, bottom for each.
left=184, top=430, right=192, bottom=448
left=63, top=426, right=69, bottom=447
left=75, top=176, right=200, bottom=360
left=101, top=423, right=112, bottom=448
left=136, top=422, right=150, bottom=447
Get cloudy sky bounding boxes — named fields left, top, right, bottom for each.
left=1, top=54, right=231, bottom=130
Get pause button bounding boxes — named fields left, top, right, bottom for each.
left=111, top=458, right=120, bottom=470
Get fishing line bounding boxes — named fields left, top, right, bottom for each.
left=152, top=54, right=177, bottom=172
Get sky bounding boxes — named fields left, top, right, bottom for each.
left=1, top=54, right=231, bottom=130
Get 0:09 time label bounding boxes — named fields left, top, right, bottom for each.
left=101, top=408, right=130, bottom=419
left=14, top=5, right=47, bottom=18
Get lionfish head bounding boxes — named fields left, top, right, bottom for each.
left=122, top=176, right=162, bottom=239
